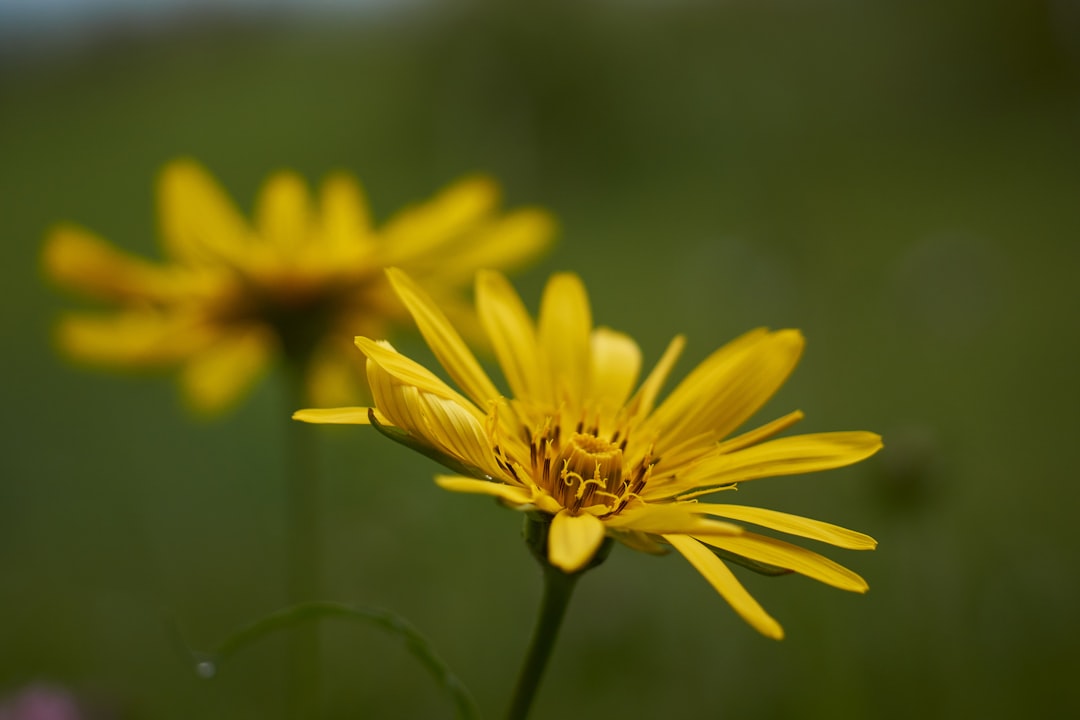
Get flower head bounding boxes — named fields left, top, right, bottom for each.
left=296, top=269, right=881, bottom=638
left=43, top=159, right=554, bottom=413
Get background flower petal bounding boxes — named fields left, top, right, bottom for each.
left=436, top=209, right=555, bottom=284
left=255, top=171, right=313, bottom=251
left=43, top=224, right=181, bottom=302
left=157, top=158, right=252, bottom=264
left=319, top=173, right=375, bottom=258
left=56, top=310, right=206, bottom=365
left=378, top=176, right=498, bottom=265
left=180, top=327, right=272, bottom=413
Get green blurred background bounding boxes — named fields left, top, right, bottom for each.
left=2, top=0, right=1078, bottom=717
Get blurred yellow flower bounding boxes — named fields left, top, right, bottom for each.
left=295, top=268, right=882, bottom=639
left=43, top=160, right=554, bottom=413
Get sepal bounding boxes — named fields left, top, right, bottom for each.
left=707, top=545, right=793, bottom=577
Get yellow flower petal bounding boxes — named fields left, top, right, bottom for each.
left=158, top=158, right=251, bottom=264
left=647, top=329, right=804, bottom=445
left=538, top=273, right=592, bottom=401
left=476, top=269, right=547, bottom=403
left=357, top=337, right=475, bottom=406
left=435, top=475, right=532, bottom=504
left=255, top=171, right=313, bottom=251
left=359, top=343, right=501, bottom=477
left=647, top=327, right=766, bottom=425
left=693, top=504, right=877, bottom=549
left=623, top=334, right=685, bottom=421
left=367, top=371, right=434, bottom=439
left=548, top=510, right=606, bottom=573
left=180, top=328, right=272, bottom=414
left=665, top=534, right=784, bottom=639
left=661, top=431, right=884, bottom=497
left=696, top=532, right=869, bottom=593
left=292, top=407, right=373, bottom=424
left=588, top=327, right=642, bottom=412
left=603, top=503, right=743, bottom=537
left=385, top=268, right=501, bottom=407
left=714, top=410, right=805, bottom=455
left=415, top=392, right=501, bottom=478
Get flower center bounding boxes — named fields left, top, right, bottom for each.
left=550, top=432, right=624, bottom=512
left=495, top=417, right=659, bottom=517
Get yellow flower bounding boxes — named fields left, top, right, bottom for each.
left=296, top=269, right=881, bottom=638
left=43, top=159, right=554, bottom=413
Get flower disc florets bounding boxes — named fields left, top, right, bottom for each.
left=502, top=420, right=658, bottom=518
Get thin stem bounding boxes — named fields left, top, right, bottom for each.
left=283, top=357, right=321, bottom=719
left=505, top=514, right=612, bottom=720
left=172, top=601, right=480, bottom=720
left=505, top=563, right=580, bottom=720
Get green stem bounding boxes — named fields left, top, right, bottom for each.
left=505, top=562, right=579, bottom=720
left=180, top=601, right=481, bottom=720
left=169, top=604, right=481, bottom=720
left=506, top=515, right=612, bottom=720
left=283, top=358, right=321, bottom=719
